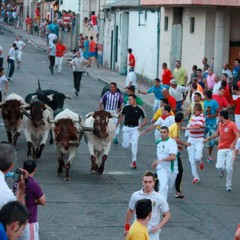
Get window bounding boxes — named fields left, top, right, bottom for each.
left=164, top=16, right=168, bottom=31
left=190, top=17, right=195, bottom=33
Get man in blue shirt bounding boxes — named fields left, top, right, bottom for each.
left=204, top=90, right=219, bottom=163
left=139, top=78, right=169, bottom=113
left=233, top=58, right=240, bottom=86
left=0, top=201, right=28, bottom=240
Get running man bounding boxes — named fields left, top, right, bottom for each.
left=14, top=35, right=26, bottom=68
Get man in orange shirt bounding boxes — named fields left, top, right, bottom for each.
left=161, top=62, right=173, bottom=85
left=204, top=110, right=239, bottom=191
left=128, top=48, right=136, bottom=70
left=55, top=39, right=66, bottom=73
left=87, top=36, right=99, bottom=68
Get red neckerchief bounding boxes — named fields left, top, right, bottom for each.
left=161, top=113, right=172, bottom=120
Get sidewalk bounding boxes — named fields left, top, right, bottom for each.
left=1, top=24, right=155, bottom=109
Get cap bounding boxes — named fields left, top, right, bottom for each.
left=170, top=79, right=177, bottom=85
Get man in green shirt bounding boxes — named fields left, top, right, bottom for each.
left=173, top=60, right=188, bottom=86
left=124, top=86, right=143, bottom=106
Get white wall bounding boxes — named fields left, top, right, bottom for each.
left=59, top=0, right=79, bottom=12
left=181, top=8, right=206, bottom=78
left=160, top=7, right=173, bottom=71
left=128, top=11, right=158, bottom=80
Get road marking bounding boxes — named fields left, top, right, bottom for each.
left=104, top=171, right=133, bottom=175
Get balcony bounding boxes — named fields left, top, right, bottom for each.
left=141, top=0, right=240, bottom=7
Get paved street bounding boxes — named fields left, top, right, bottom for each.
left=1, top=29, right=240, bottom=240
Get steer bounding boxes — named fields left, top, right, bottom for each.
left=22, top=101, right=53, bottom=159
left=25, top=90, right=71, bottom=111
left=49, top=108, right=86, bottom=180
left=84, top=110, right=117, bottom=174
left=0, top=93, right=25, bottom=146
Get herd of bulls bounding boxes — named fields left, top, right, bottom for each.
left=0, top=89, right=117, bottom=180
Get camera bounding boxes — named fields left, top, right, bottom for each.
left=15, top=168, right=28, bottom=184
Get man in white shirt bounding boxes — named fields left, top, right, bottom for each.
left=124, top=171, right=170, bottom=240
left=152, top=126, right=178, bottom=200
left=169, top=79, right=188, bottom=112
left=7, top=43, right=17, bottom=81
left=48, top=39, right=56, bottom=75
left=0, top=45, right=3, bottom=68
left=125, top=67, right=137, bottom=89
left=70, top=51, right=89, bottom=96
left=222, top=63, right=233, bottom=84
left=140, top=105, right=175, bottom=141
left=14, top=35, right=26, bottom=67
left=0, top=143, right=27, bottom=209
left=212, top=74, right=222, bottom=95
left=48, top=31, right=57, bottom=45
left=0, top=68, right=9, bottom=102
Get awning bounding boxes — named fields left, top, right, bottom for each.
left=102, top=0, right=139, bottom=9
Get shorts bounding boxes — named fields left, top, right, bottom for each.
left=205, top=124, right=217, bottom=147
left=89, top=52, right=96, bottom=58
left=19, top=222, right=39, bottom=240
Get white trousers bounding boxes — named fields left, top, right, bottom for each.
left=122, top=126, right=139, bottom=162
left=55, top=56, right=64, bottom=72
left=156, top=167, right=177, bottom=200
left=153, top=99, right=160, bottom=114
left=149, top=229, right=161, bottom=240
left=17, top=50, right=23, bottom=62
left=216, top=149, right=234, bottom=189
left=187, top=137, right=204, bottom=180
left=19, top=222, right=39, bottom=240
left=235, top=114, right=240, bottom=130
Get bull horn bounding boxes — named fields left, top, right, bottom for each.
left=85, top=112, right=94, bottom=118
left=21, top=103, right=30, bottom=109
left=0, top=101, right=6, bottom=107
left=82, top=127, right=94, bottom=131
left=44, top=104, right=53, bottom=113
left=47, top=94, right=54, bottom=101
left=111, top=112, right=119, bottom=118
left=22, top=109, right=32, bottom=119
left=65, top=95, right=71, bottom=100
left=47, top=117, right=57, bottom=124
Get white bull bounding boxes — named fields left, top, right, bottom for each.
left=0, top=93, right=25, bottom=146
left=22, top=101, right=53, bottom=159
left=84, top=110, right=117, bottom=174
left=49, top=108, right=84, bottom=180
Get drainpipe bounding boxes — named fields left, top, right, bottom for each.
left=156, top=8, right=161, bottom=78
left=112, top=12, right=116, bottom=70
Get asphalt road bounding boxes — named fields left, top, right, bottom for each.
left=1, top=30, right=240, bottom=240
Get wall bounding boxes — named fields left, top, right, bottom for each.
left=230, top=9, right=240, bottom=42
left=181, top=7, right=206, bottom=78
left=127, top=10, right=158, bottom=80
left=59, top=0, right=79, bottom=12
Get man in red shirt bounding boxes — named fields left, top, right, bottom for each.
left=91, top=11, right=98, bottom=35
left=87, top=36, right=99, bottom=68
left=161, top=62, right=173, bottom=85
left=55, top=39, right=66, bottom=73
left=204, top=110, right=239, bottom=191
left=162, top=88, right=176, bottom=113
left=128, top=48, right=135, bottom=70
left=229, top=85, right=240, bottom=129
left=212, top=87, right=228, bottom=111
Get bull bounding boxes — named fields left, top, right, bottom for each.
left=49, top=108, right=90, bottom=180
left=25, top=90, right=71, bottom=111
left=84, top=110, right=117, bottom=174
left=22, top=101, right=53, bottom=159
left=0, top=93, right=25, bottom=146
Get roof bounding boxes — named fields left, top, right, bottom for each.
left=102, top=0, right=139, bottom=9
left=141, top=0, right=240, bottom=7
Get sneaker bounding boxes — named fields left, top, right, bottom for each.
left=199, top=161, right=204, bottom=170
left=112, top=138, right=118, bottom=144
left=226, top=187, right=232, bottom=192
left=130, top=161, right=137, bottom=169
left=192, top=178, right=200, bottom=184
left=207, top=156, right=213, bottom=163
left=75, top=91, right=78, bottom=96
left=174, top=192, right=184, bottom=199
left=218, top=169, right=224, bottom=178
